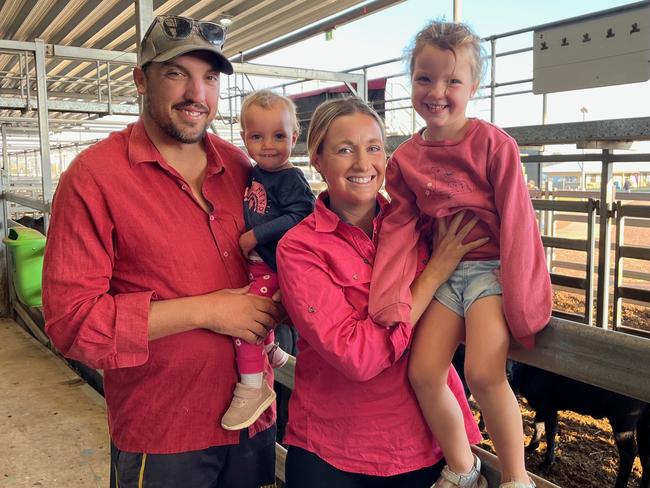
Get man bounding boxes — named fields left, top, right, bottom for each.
left=43, top=15, right=280, bottom=487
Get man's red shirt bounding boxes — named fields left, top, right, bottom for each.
left=43, top=120, right=274, bottom=453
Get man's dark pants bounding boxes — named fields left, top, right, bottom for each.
left=110, top=425, right=276, bottom=488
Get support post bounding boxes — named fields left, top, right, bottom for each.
left=1, top=125, right=9, bottom=232
left=25, top=51, right=31, bottom=111
left=96, top=60, right=102, bottom=102
left=490, top=38, right=496, bottom=123
left=135, top=0, right=154, bottom=47
left=34, top=39, right=53, bottom=233
left=1, top=124, right=11, bottom=316
left=106, top=62, right=113, bottom=114
left=596, top=149, right=614, bottom=329
left=358, top=67, right=368, bottom=102
left=135, top=0, right=154, bottom=114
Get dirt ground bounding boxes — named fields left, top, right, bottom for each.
left=474, top=290, right=648, bottom=488
left=474, top=399, right=645, bottom=488
left=553, top=290, right=650, bottom=333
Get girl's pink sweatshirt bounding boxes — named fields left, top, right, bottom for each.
left=369, top=119, right=552, bottom=348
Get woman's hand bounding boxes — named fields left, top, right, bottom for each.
left=409, top=212, right=488, bottom=325
left=426, top=211, right=489, bottom=283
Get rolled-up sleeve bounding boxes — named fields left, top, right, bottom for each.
left=369, top=156, right=421, bottom=326
left=489, top=139, right=552, bottom=348
left=43, top=163, right=151, bottom=370
left=277, top=234, right=413, bottom=382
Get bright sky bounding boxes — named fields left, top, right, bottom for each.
left=252, top=0, right=649, bottom=129
left=257, top=0, right=633, bottom=70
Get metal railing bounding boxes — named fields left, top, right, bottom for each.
left=613, top=202, right=650, bottom=336
left=533, top=198, right=598, bottom=325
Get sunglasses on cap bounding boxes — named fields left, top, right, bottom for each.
left=153, top=15, right=226, bottom=47
left=139, top=15, right=233, bottom=73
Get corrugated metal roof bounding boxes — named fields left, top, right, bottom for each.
left=0, top=0, right=368, bottom=55
left=0, top=0, right=401, bottom=127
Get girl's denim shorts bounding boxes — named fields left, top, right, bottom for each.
left=434, top=260, right=502, bottom=317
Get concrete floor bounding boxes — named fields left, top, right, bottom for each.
left=0, top=318, right=109, bottom=487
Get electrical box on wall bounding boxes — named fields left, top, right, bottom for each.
left=533, top=4, right=650, bottom=94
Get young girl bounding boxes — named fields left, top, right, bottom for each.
left=369, top=21, right=552, bottom=488
left=221, top=90, right=315, bottom=431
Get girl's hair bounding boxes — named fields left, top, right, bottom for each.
left=240, top=89, right=300, bottom=135
left=307, top=97, right=385, bottom=166
left=407, top=21, right=484, bottom=85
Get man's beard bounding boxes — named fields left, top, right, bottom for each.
left=146, top=100, right=209, bottom=144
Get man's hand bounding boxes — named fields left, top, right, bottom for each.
left=239, top=230, right=258, bottom=257
left=195, top=286, right=282, bottom=344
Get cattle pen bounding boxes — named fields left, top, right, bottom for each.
left=1, top=1, right=649, bottom=487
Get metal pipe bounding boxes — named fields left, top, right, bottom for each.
left=483, top=0, right=649, bottom=41
left=1, top=125, right=7, bottom=172
left=135, top=0, right=154, bottom=47
left=495, top=47, right=533, bottom=58
left=33, top=39, right=53, bottom=233
left=473, top=89, right=533, bottom=100
left=106, top=62, right=113, bottom=115
left=596, top=150, right=614, bottom=329
left=228, top=75, right=233, bottom=143
left=96, top=60, right=102, bottom=102
left=25, top=52, right=31, bottom=111
left=482, top=78, right=533, bottom=89
left=18, top=53, right=25, bottom=98
left=360, top=67, right=369, bottom=102
left=490, top=38, right=496, bottom=123
left=1, top=124, right=10, bottom=316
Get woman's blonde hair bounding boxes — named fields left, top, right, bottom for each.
left=307, top=97, right=385, bottom=166
left=240, top=89, right=300, bottom=135
left=407, top=21, right=484, bottom=85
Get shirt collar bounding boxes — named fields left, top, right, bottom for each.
left=127, top=118, right=224, bottom=176
left=313, top=191, right=389, bottom=233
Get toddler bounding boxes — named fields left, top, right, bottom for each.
left=369, top=21, right=552, bottom=488
left=221, top=90, right=315, bottom=430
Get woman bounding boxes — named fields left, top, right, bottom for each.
left=276, top=98, right=485, bottom=488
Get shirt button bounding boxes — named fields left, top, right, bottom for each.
left=352, top=273, right=359, bottom=280
left=181, top=184, right=187, bottom=190
left=223, top=251, right=229, bottom=257
left=209, top=215, right=215, bottom=221
left=307, top=306, right=316, bottom=313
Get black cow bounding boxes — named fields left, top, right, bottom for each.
left=15, top=215, right=45, bottom=235
left=510, top=362, right=650, bottom=488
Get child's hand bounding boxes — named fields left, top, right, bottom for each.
left=239, top=230, right=258, bottom=257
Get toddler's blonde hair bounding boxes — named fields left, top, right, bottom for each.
left=240, top=89, right=300, bottom=135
